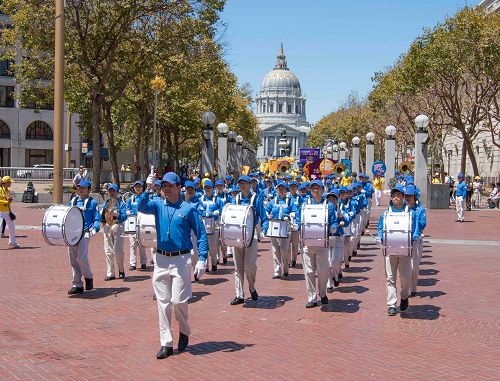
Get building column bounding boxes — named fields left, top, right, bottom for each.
left=274, top=135, right=278, bottom=156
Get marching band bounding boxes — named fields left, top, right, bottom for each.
left=40, top=166, right=430, bottom=359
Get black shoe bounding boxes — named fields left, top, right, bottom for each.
left=333, top=279, right=340, bottom=287
left=388, top=307, right=397, bottom=316
left=153, top=294, right=157, bottom=301
left=327, top=287, right=334, bottom=293
left=230, top=297, right=244, bottom=305
left=85, top=278, right=93, bottom=290
left=67, top=286, right=84, bottom=295
left=338, top=272, right=343, bottom=280
left=178, top=332, right=189, bottom=352
left=357, top=242, right=360, bottom=249
left=156, top=346, right=173, bottom=359
left=272, top=275, right=281, bottom=279
left=228, top=254, right=233, bottom=258
left=348, top=256, right=352, bottom=261
left=119, top=272, right=125, bottom=279
left=400, top=298, right=409, bottom=311
left=141, top=264, right=147, bottom=270
left=211, top=265, right=217, bottom=272
left=306, top=301, right=317, bottom=308
left=150, top=259, right=154, bottom=264
left=320, top=296, right=329, bottom=305
left=250, top=289, right=259, bottom=301
left=410, top=292, right=417, bottom=298
left=345, top=263, right=350, bottom=269
left=129, top=266, right=136, bottom=271
left=352, top=251, right=357, bottom=257
left=283, top=272, right=288, bottom=279
left=289, top=260, right=296, bottom=268
left=223, top=257, right=228, bottom=264
left=104, top=276, right=115, bottom=281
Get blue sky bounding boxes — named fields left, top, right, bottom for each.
left=219, top=0, right=472, bottom=124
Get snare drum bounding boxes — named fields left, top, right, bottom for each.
left=202, top=216, right=216, bottom=235
left=220, top=204, right=254, bottom=248
left=382, top=211, right=412, bottom=257
left=136, top=212, right=157, bottom=248
left=124, top=215, right=137, bottom=234
left=267, top=219, right=290, bottom=238
left=42, top=205, right=84, bottom=246
left=300, top=204, right=329, bottom=247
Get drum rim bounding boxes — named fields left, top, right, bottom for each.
left=42, top=205, right=84, bottom=246
left=136, top=212, right=157, bottom=247
left=220, top=204, right=254, bottom=247
left=63, top=206, right=84, bottom=246
left=300, top=203, right=329, bottom=248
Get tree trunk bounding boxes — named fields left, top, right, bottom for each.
left=103, top=101, right=120, bottom=188
left=91, top=91, right=102, bottom=192
left=173, top=128, right=180, bottom=171
left=166, top=126, right=174, bottom=168
left=463, top=134, right=479, bottom=176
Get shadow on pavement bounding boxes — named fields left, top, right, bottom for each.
left=345, top=266, right=372, bottom=273
left=187, top=341, right=255, bottom=355
left=243, top=295, right=293, bottom=309
left=0, top=246, right=41, bottom=250
left=417, top=290, right=447, bottom=299
left=418, top=278, right=440, bottom=287
left=320, top=298, right=361, bottom=313
left=340, top=275, right=369, bottom=284
left=209, top=268, right=233, bottom=276
left=189, top=291, right=210, bottom=303
left=198, top=277, right=228, bottom=286
left=70, top=287, right=130, bottom=299
left=400, top=304, right=441, bottom=320
left=419, top=269, right=439, bottom=276
left=284, top=273, right=304, bottom=282
left=335, top=285, right=369, bottom=294
left=350, top=258, right=374, bottom=263
left=123, top=275, right=151, bottom=283
left=420, top=261, right=436, bottom=266
left=355, top=252, right=377, bottom=257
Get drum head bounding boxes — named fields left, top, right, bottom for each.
left=64, top=207, right=85, bottom=246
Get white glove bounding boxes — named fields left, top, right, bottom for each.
left=213, top=210, right=220, bottom=216
left=260, top=231, right=266, bottom=239
left=90, top=228, right=97, bottom=237
left=126, top=210, right=131, bottom=216
left=291, top=224, right=299, bottom=232
left=113, top=210, right=119, bottom=217
left=194, top=260, right=206, bottom=281
left=290, top=212, right=296, bottom=219
left=284, top=216, right=289, bottom=221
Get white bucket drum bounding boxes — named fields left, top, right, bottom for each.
left=300, top=204, right=329, bottom=247
left=382, top=211, right=412, bottom=257
left=220, top=204, right=254, bottom=248
left=124, top=215, right=137, bottom=235
left=267, top=219, right=290, bottom=238
left=137, top=212, right=157, bottom=248
left=202, top=216, right=216, bottom=235
left=42, top=205, right=84, bottom=246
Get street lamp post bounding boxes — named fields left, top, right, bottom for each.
left=236, top=135, right=243, bottom=174
left=384, top=125, right=397, bottom=190
left=227, top=130, right=237, bottom=175
left=217, top=123, right=229, bottom=179
left=447, top=149, right=452, bottom=177
left=352, top=136, right=360, bottom=174
left=365, top=132, right=375, bottom=175
left=339, top=142, right=347, bottom=160
left=415, top=114, right=430, bottom=206
left=332, top=144, right=339, bottom=162
left=151, top=76, right=166, bottom=169
left=201, top=111, right=216, bottom=177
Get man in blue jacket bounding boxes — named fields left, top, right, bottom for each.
left=455, top=173, right=467, bottom=222
left=138, top=172, right=208, bottom=360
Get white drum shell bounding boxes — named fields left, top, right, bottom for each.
left=382, top=211, right=412, bottom=257
left=124, top=215, right=137, bottom=234
left=300, top=204, right=329, bottom=247
left=267, top=219, right=290, bottom=238
left=220, top=204, right=254, bottom=248
left=42, top=205, right=84, bottom=246
left=137, top=212, right=157, bottom=248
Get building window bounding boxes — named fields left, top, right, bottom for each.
left=26, top=121, right=53, bottom=140
left=0, top=60, right=14, bottom=77
left=269, top=104, right=274, bottom=113
left=0, top=85, right=14, bottom=108
left=0, top=120, right=10, bottom=138
left=287, top=104, right=292, bottom=113
left=295, top=105, right=299, bottom=114
left=262, top=104, right=266, bottom=113
left=267, top=137, right=275, bottom=157
left=278, top=104, right=283, bottom=113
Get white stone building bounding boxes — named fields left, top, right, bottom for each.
left=255, top=44, right=311, bottom=162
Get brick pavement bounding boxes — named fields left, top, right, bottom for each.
left=0, top=199, right=499, bottom=380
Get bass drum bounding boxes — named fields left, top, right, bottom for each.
left=300, top=204, right=329, bottom=248
left=42, top=205, right=84, bottom=246
left=136, top=212, right=157, bottom=248
left=220, top=204, right=254, bottom=248
left=382, top=211, right=412, bottom=257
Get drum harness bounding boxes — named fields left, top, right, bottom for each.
left=71, top=196, right=93, bottom=232
left=235, top=192, right=257, bottom=226
left=271, top=195, right=291, bottom=220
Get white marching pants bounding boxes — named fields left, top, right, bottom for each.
left=290, top=230, right=300, bottom=263
left=327, top=236, right=344, bottom=288
left=384, top=254, right=412, bottom=308
left=411, top=237, right=424, bottom=293
left=153, top=252, right=192, bottom=347
left=271, top=236, right=290, bottom=276
left=129, top=233, right=146, bottom=267
left=0, top=211, right=17, bottom=245
left=375, top=189, right=382, bottom=206
left=302, top=246, right=330, bottom=303
left=344, top=235, right=352, bottom=267
left=207, top=231, right=220, bottom=267
left=103, top=223, right=125, bottom=277
left=68, top=235, right=92, bottom=287
left=233, top=237, right=258, bottom=298
left=456, top=196, right=465, bottom=220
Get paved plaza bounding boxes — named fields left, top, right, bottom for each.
left=0, top=200, right=499, bottom=380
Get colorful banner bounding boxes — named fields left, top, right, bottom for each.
left=372, top=160, right=387, bottom=177
left=299, top=148, right=321, bottom=164
left=305, top=158, right=335, bottom=179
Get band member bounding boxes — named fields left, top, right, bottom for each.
left=455, top=173, right=467, bottom=222
left=152, top=180, right=162, bottom=199
left=229, top=175, right=268, bottom=305
left=137, top=172, right=208, bottom=360
left=300, top=180, right=341, bottom=308
left=377, top=184, right=420, bottom=316
left=198, top=180, right=224, bottom=272
left=404, top=185, right=427, bottom=296
left=373, top=175, right=384, bottom=206
left=101, top=184, right=127, bottom=280
left=0, top=176, right=20, bottom=248
left=67, top=180, right=100, bottom=294
left=127, top=180, right=147, bottom=270
left=215, top=179, right=232, bottom=264
left=360, top=173, right=374, bottom=227
left=288, top=180, right=302, bottom=267
left=182, top=181, right=201, bottom=269
left=265, top=181, right=297, bottom=279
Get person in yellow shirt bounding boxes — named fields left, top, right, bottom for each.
left=432, top=173, right=442, bottom=184
left=373, top=176, right=385, bottom=206
left=340, top=175, right=351, bottom=187
left=201, top=172, right=211, bottom=188
left=0, top=176, right=20, bottom=248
